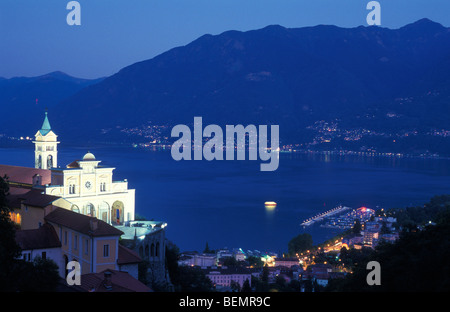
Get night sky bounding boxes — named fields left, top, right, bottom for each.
left=1, top=0, right=449, bottom=79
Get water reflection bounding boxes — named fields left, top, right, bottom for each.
left=265, top=201, right=276, bottom=219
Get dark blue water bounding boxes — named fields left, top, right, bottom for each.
left=1, top=144, right=450, bottom=254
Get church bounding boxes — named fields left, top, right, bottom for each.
left=0, top=112, right=169, bottom=290
left=33, top=111, right=135, bottom=225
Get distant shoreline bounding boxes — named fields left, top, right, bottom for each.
left=2, top=139, right=450, bottom=162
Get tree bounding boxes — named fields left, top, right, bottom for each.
left=274, top=275, right=287, bottom=291
left=176, top=266, right=213, bottom=292
left=165, top=241, right=180, bottom=287
left=246, top=255, right=264, bottom=268
left=260, top=265, right=270, bottom=291
left=222, top=256, right=238, bottom=267
left=241, top=279, right=252, bottom=292
left=327, top=214, right=450, bottom=292
left=203, top=242, right=212, bottom=254
left=288, top=279, right=301, bottom=292
left=16, top=257, right=60, bottom=292
left=0, top=175, right=22, bottom=291
left=230, top=280, right=241, bottom=292
left=288, top=233, right=313, bottom=256
left=380, top=221, right=391, bottom=234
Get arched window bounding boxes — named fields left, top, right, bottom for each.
left=99, top=202, right=109, bottom=222
left=47, top=155, right=53, bottom=168
left=145, top=245, right=149, bottom=258
left=111, top=201, right=124, bottom=225
left=71, top=205, right=80, bottom=213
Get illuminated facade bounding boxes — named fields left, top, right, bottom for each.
left=31, top=112, right=135, bottom=224
left=45, top=151, right=135, bottom=225
left=34, top=111, right=59, bottom=169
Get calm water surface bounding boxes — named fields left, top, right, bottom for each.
left=1, top=144, right=449, bottom=254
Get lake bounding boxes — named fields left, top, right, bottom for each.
left=1, top=144, right=450, bottom=254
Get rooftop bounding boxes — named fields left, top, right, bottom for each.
left=0, top=164, right=51, bottom=185
left=7, top=187, right=60, bottom=209
left=15, top=223, right=61, bottom=250
left=75, top=269, right=152, bottom=292
left=45, top=208, right=124, bottom=237
left=118, top=245, right=142, bottom=265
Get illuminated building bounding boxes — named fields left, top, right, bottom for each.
left=1, top=112, right=136, bottom=226
left=33, top=111, right=60, bottom=170
left=205, top=267, right=252, bottom=289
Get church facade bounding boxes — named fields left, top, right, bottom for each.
left=32, top=112, right=135, bottom=225
left=45, top=153, right=135, bottom=225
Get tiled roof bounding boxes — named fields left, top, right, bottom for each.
left=66, top=160, right=80, bottom=169
left=76, top=269, right=152, bottom=292
left=7, top=187, right=60, bottom=209
left=0, top=165, right=51, bottom=185
left=118, top=244, right=142, bottom=265
left=15, top=223, right=61, bottom=250
left=45, top=208, right=124, bottom=237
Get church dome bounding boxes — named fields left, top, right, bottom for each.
left=82, top=152, right=96, bottom=161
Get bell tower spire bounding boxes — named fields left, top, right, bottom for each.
left=34, top=110, right=59, bottom=169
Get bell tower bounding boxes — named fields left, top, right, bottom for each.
left=34, top=111, right=59, bottom=169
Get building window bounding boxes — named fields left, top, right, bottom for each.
left=103, top=244, right=109, bottom=257
left=64, top=231, right=68, bottom=245
left=9, top=212, right=21, bottom=225
left=71, top=205, right=80, bottom=213
left=41, top=252, right=47, bottom=260
left=69, top=184, right=76, bottom=194
left=100, top=182, right=106, bottom=192
left=84, top=239, right=89, bottom=255
left=74, top=235, right=78, bottom=250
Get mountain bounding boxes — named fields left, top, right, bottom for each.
left=0, top=72, right=103, bottom=137
left=12, top=19, right=450, bottom=154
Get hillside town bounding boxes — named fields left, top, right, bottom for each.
left=176, top=213, right=400, bottom=292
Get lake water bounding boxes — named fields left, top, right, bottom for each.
left=1, top=144, right=450, bottom=254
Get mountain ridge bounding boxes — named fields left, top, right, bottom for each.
left=3, top=19, right=450, bottom=155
